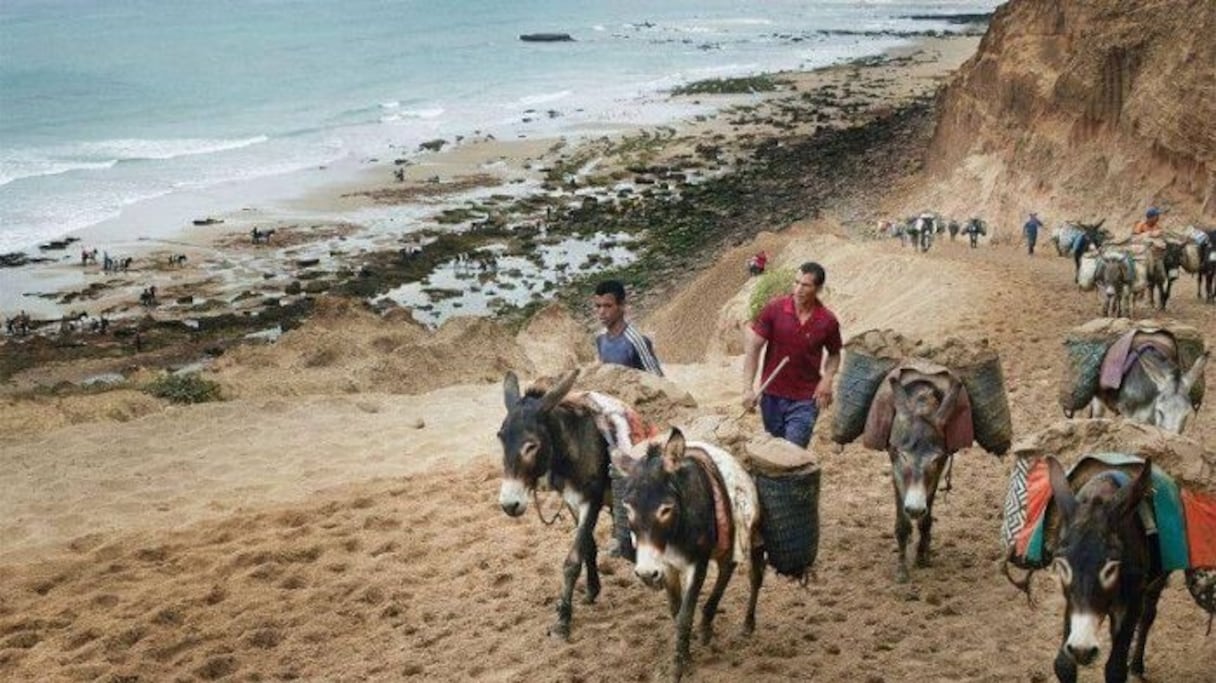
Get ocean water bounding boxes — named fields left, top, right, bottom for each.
left=0, top=0, right=999, bottom=253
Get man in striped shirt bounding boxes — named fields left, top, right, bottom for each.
left=593, top=280, right=664, bottom=377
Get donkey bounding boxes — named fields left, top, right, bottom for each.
left=1069, top=220, right=1108, bottom=281
left=1090, top=346, right=1207, bottom=434
left=1094, top=254, right=1133, bottom=318
left=962, top=218, right=985, bottom=249
left=1198, top=232, right=1216, bottom=302
left=617, top=428, right=764, bottom=682
left=914, top=215, right=935, bottom=252
left=886, top=375, right=962, bottom=582
left=947, top=220, right=960, bottom=241
left=1045, top=457, right=1168, bottom=683
left=497, top=369, right=611, bottom=640
left=1144, top=242, right=1183, bottom=311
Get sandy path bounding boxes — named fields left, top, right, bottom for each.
left=3, top=236, right=1215, bottom=681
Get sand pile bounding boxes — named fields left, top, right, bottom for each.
left=571, top=363, right=698, bottom=426
left=515, top=302, right=595, bottom=378
left=0, top=391, right=165, bottom=444
left=706, top=234, right=988, bottom=358
left=213, top=297, right=533, bottom=397
left=1012, top=418, right=1216, bottom=494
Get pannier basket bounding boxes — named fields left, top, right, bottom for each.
left=755, top=469, right=821, bottom=580
left=833, top=351, right=899, bottom=444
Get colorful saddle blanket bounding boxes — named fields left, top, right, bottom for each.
left=1002, top=452, right=1216, bottom=572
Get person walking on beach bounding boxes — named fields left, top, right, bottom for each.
left=742, top=262, right=842, bottom=449
left=593, top=280, right=663, bottom=376
left=1022, top=212, right=1042, bottom=255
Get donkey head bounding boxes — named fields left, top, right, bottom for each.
left=1137, top=352, right=1207, bottom=434
left=888, top=377, right=960, bottom=518
left=616, top=428, right=696, bottom=590
left=1047, top=456, right=1153, bottom=667
left=497, top=369, right=579, bottom=516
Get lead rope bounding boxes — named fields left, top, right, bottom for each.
left=533, top=490, right=563, bottom=526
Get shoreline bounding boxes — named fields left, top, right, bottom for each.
left=0, top=33, right=981, bottom=386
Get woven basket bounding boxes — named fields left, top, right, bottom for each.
left=1185, top=568, right=1216, bottom=615
left=755, top=470, right=821, bottom=579
left=1059, top=337, right=1108, bottom=413
left=608, top=465, right=636, bottom=562
left=955, top=356, right=1012, bottom=455
left=832, top=351, right=899, bottom=445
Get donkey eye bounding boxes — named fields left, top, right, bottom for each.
left=624, top=503, right=636, bottom=524
left=1053, top=558, right=1073, bottom=587
left=1099, top=560, right=1121, bottom=589
left=656, top=503, right=675, bottom=522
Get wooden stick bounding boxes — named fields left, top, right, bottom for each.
left=740, top=355, right=790, bottom=418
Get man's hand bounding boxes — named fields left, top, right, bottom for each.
left=741, top=388, right=758, bottom=412
left=813, top=380, right=833, bottom=409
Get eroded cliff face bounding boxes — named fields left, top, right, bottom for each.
left=918, top=0, right=1215, bottom=232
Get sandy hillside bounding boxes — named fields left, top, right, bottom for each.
left=3, top=233, right=1215, bottom=682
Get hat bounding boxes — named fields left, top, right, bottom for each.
left=1146, top=207, right=1161, bottom=218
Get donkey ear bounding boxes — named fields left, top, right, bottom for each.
left=932, top=380, right=962, bottom=430
left=503, top=372, right=521, bottom=410
left=1093, top=218, right=1105, bottom=230
left=662, top=428, right=686, bottom=472
left=1117, top=458, right=1154, bottom=519
left=1181, top=352, right=1208, bottom=395
left=1047, top=457, right=1078, bottom=524
left=889, top=376, right=912, bottom=415
left=539, top=369, right=580, bottom=412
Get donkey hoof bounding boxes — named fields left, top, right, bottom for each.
left=915, top=554, right=932, bottom=568
left=741, top=620, right=755, bottom=637
left=547, top=622, right=571, bottom=641
left=895, top=566, right=910, bottom=583
left=582, top=590, right=598, bottom=605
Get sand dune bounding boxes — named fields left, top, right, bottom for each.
left=3, top=235, right=1215, bottom=682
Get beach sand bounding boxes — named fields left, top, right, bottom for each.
left=0, top=36, right=978, bottom=331
left=25, top=32, right=1216, bottom=683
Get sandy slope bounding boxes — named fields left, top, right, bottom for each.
left=3, top=236, right=1216, bottom=681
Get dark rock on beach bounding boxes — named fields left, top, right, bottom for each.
left=519, top=33, right=574, bottom=42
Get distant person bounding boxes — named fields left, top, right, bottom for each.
left=1023, top=212, right=1042, bottom=255
left=742, top=262, right=842, bottom=448
left=1134, top=207, right=1165, bottom=239
left=748, top=250, right=768, bottom=276
left=593, top=280, right=663, bottom=376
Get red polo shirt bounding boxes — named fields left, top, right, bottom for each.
left=751, top=295, right=842, bottom=400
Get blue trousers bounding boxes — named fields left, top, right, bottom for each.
left=759, top=394, right=819, bottom=448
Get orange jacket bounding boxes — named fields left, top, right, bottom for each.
left=1134, top=219, right=1162, bottom=236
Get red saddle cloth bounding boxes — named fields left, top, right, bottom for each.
left=1099, top=329, right=1176, bottom=391
left=687, top=449, right=734, bottom=562
left=862, top=361, right=974, bottom=453
left=1182, top=489, right=1216, bottom=568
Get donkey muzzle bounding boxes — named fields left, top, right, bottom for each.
left=499, top=479, right=529, bottom=517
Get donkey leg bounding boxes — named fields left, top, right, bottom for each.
left=673, top=563, right=708, bottom=682
left=1054, top=606, right=1079, bottom=683
left=549, top=502, right=593, bottom=640
left=915, top=501, right=935, bottom=568
left=699, top=560, right=735, bottom=645
left=581, top=502, right=603, bottom=604
left=742, top=546, right=765, bottom=635
left=895, top=511, right=913, bottom=582
left=1104, top=601, right=1140, bottom=683
left=1129, top=576, right=1167, bottom=676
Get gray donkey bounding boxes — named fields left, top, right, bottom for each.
left=1091, top=347, right=1208, bottom=434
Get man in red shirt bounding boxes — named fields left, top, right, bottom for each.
left=741, top=262, right=842, bottom=448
